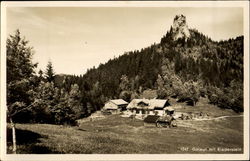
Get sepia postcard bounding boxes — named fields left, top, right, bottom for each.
left=1, top=1, right=249, bottom=161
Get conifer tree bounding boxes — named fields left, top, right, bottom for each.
left=7, top=29, right=37, bottom=153
left=45, top=61, right=55, bottom=82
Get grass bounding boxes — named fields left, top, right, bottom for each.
left=7, top=103, right=243, bottom=154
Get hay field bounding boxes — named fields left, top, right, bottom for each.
left=7, top=104, right=243, bottom=154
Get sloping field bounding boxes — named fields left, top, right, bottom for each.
left=7, top=105, right=243, bottom=154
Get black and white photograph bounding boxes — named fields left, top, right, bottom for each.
left=0, top=1, right=249, bottom=160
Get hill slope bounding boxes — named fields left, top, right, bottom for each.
left=59, top=15, right=243, bottom=112
left=8, top=105, right=243, bottom=154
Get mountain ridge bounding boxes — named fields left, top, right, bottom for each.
left=57, top=15, right=243, bottom=112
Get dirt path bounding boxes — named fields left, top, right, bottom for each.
left=192, top=115, right=243, bottom=121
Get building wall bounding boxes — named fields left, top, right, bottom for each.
left=155, top=110, right=165, bottom=116
left=127, top=108, right=167, bottom=116
left=148, top=110, right=154, bottom=115
left=104, top=102, right=118, bottom=110
left=129, top=109, right=162, bottom=116
left=110, top=109, right=121, bottom=114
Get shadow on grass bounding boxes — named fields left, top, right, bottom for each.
left=7, top=128, right=43, bottom=145
left=77, top=128, right=87, bottom=132
left=29, top=145, right=57, bottom=154
left=7, top=127, right=58, bottom=154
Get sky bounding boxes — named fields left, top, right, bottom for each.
left=6, top=7, right=243, bottom=75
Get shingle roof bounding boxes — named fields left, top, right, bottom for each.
left=127, top=99, right=170, bottom=110
left=127, top=99, right=150, bottom=109
left=148, top=99, right=168, bottom=109
left=110, top=99, right=128, bottom=105
left=144, top=115, right=160, bottom=123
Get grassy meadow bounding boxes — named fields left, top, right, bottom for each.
left=7, top=102, right=243, bottom=154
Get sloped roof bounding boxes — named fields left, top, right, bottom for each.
left=148, top=99, right=168, bottom=109
left=127, top=99, right=170, bottom=110
left=164, top=106, right=175, bottom=111
left=127, top=99, right=150, bottom=109
left=110, top=99, right=128, bottom=105
left=157, top=115, right=173, bottom=122
left=144, top=115, right=160, bottom=123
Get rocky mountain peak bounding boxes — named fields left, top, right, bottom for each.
left=172, top=14, right=190, bottom=41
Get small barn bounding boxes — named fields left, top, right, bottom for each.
left=143, top=115, right=160, bottom=126
left=103, top=99, right=128, bottom=114
left=164, top=106, right=175, bottom=116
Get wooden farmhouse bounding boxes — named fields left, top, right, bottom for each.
left=103, top=99, right=128, bottom=114
left=126, top=99, right=172, bottom=116
left=126, top=99, right=150, bottom=115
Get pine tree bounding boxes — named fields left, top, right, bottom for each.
left=38, top=69, right=44, bottom=82
left=45, top=61, right=55, bottom=82
left=6, top=29, right=37, bottom=153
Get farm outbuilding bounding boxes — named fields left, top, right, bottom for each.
left=143, top=115, right=160, bottom=126
left=103, top=99, right=128, bottom=114
left=164, top=106, right=175, bottom=116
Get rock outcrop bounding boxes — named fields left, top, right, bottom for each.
left=171, top=14, right=190, bottom=41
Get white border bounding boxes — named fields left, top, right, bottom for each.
left=0, top=1, right=248, bottom=7
left=1, top=1, right=249, bottom=161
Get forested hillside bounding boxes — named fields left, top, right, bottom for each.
left=60, top=15, right=243, bottom=113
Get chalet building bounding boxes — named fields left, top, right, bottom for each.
left=127, top=99, right=172, bottom=116
left=103, top=99, right=128, bottom=114
left=127, top=99, right=150, bottom=115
